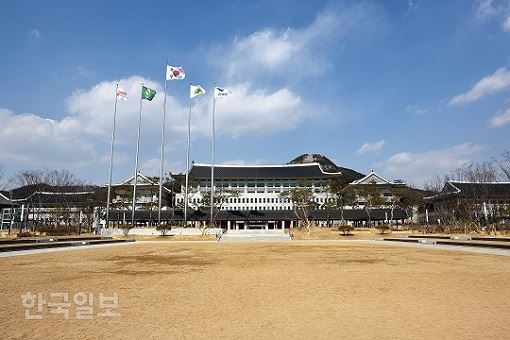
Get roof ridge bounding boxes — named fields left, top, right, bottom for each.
left=193, top=162, right=326, bottom=168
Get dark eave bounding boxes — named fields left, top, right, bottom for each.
left=188, top=163, right=342, bottom=180
left=109, top=208, right=407, bottom=221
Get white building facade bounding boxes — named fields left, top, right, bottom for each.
left=176, top=163, right=342, bottom=211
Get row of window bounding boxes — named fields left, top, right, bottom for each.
left=177, top=196, right=336, bottom=205
left=230, top=197, right=290, bottom=204
left=220, top=206, right=292, bottom=211
left=195, top=181, right=326, bottom=188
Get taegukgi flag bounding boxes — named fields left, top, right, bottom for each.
left=116, top=88, right=127, bottom=101
left=141, top=86, right=156, bottom=101
left=190, top=84, right=205, bottom=99
left=213, top=87, right=231, bottom=98
left=166, top=65, right=185, bottom=80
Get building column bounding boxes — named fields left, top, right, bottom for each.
left=290, top=220, right=294, bottom=228
left=281, top=220, right=285, bottom=230
left=227, top=220, right=231, bottom=230
left=265, top=222, right=268, bottom=230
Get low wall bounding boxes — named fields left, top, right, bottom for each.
left=99, top=227, right=222, bottom=236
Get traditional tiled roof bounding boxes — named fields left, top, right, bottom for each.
left=11, top=191, right=97, bottom=206
left=188, top=163, right=342, bottom=180
left=426, top=181, right=510, bottom=200
left=114, top=173, right=172, bottom=193
left=9, top=184, right=98, bottom=200
left=0, top=192, right=13, bottom=206
left=350, top=171, right=405, bottom=186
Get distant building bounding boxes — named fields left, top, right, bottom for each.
left=110, top=173, right=173, bottom=211
left=0, top=192, right=17, bottom=230
left=424, top=181, right=510, bottom=224
left=349, top=171, right=406, bottom=202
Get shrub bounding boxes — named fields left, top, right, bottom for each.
left=119, top=224, right=134, bottom=236
left=156, top=224, right=172, bottom=236
left=16, top=231, right=35, bottom=238
left=376, top=224, right=390, bottom=234
left=338, top=225, right=354, bottom=236
left=37, top=225, right=71, bottom=236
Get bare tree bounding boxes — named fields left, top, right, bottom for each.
left=450, top=161, right=497, bottom=183
left=388, top=186, right=409, bottom=225
left=11, top=169, right=87, bottom=233
left=11, top=169, right=48, bottom=231
left=494, top=150, right=510, bottom=181
left=0, top=163, right=7, bottom=190
left=281, top=180, right=318, bottom=235
left=198, top=188, right=240, bottom=235
left=354, top=183, right=386, bottom=228
left=328, top=177, right=355, bottom=226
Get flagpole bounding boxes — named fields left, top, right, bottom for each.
left=106, top=83, right=119, bottom=230
left=158, top=62, right=168, bottom=226
left=131, top=83, right=144, bottom=226
left=184, top=88, right=192, bottom=227
left=210, top=89, right=216, bottom=228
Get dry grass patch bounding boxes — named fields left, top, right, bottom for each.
left=0, top=241, right=509, bottom=339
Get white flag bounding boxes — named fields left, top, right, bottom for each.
left=190, top=84, right=206, bottom=99
left=166, top=65, right=185, bottom=80
left=116, top=88, right=127, bottom=101
left=213, top=87, right=231, bottom=98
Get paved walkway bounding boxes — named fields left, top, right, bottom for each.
left=375, top=239, right=510, bottom=256
left=220, top=229, right=292, bottom=242
left=0, top=242, right=136, bottom=258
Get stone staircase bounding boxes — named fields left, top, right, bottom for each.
left=220, top=229, right=292, bottom=242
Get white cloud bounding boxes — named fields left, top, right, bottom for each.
left=77, top=65, right=94, bottom=77
left=474, top=0, right=510, bottom=32
left=199, top=83, right=303, bottom=138
left=29, top=28, right=41, bottom=38
left=382, top=142, right=486, bottom=185
left=503, top=16, right=510, bottom=31
left=0, top=108, right=95, bottom=166
left=405, top=104, right=429, bottom=115
left=474, top=0, right=498, bottom=20
left=489, top=106, right=510, bottom=127
left=404, top=0, right=418, bottom=17
left=1, top=76, right=307, bottom=182
left=449, top=67, right=510, bottom=105
left=211, top=3, right=383, bottom=82
left=356, top=140, right=385, bottom=155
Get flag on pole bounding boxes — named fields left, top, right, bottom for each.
left=190, top=84, right=206, bottom=99
left=166, top=65, right=185, bottom=80
left=142, top=86, right=156, bottom=101
left=214, top=87, right=231, bottom=98
left=116, top=88, right=127, bottom=101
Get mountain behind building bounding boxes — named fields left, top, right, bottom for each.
left=288, top=154, right=364, bottom=182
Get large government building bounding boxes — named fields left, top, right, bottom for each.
left=176, top=162, right=343, bottom=211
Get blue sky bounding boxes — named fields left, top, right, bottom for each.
left=1, top=0, right=509, bottom=187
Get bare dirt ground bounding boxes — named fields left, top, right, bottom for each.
left=112, top=234, right=216, bottom=241
left=1, top=241, right=509, bottom=339
left=290, top=227, right=410, bottom=240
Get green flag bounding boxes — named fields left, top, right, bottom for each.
left=141, top=86, right=156, bottom=101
